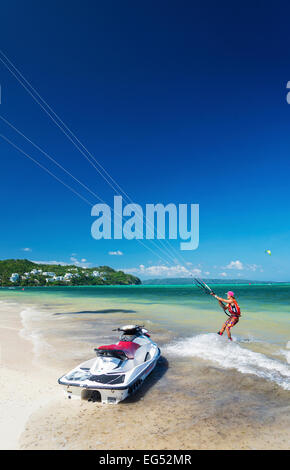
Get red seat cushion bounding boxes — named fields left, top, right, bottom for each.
left=98, top=341, right=140, bottom=359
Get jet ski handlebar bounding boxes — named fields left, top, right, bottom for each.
left=112, top=325, right=145, bottom=332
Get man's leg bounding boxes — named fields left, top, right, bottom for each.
left=218, top=321, right=227, bottom=336
left=226, top=326, right=232, bottom=341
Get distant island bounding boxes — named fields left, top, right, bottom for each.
left=142, top=277, right=276, bottom=285
left=0, top=259, right=141, bottom=287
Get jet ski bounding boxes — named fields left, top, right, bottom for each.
left=58, top=325, right=161, bottom=404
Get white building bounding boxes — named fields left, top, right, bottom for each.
left=43, top=272, right=56, bottom=277
left=64, top=273, right=73, bottom=279
left=10, top=273, right=19, bottom=282
left=46, top=275, right=64, bottom=282
left=31, top=269, right=43, bottom=275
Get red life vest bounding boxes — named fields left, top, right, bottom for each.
left=228, top=299, right=241, bottom=316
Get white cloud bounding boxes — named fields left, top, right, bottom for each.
left=225, top=260, right=244, bottom=270
left=220, top=272, right=227, bottom=277
left=247, top=264, right=258, bottom=272
left=32, top=260, right=71, bottom=266
left=70, top=256, right=91, bottom=268
left=223, top=260, right=263, bottom=274
left=22, top=247, right=32, bottom=252
left=32, top=256, right=91, bottom=268
left=123, top=264, right=201, bottom=278
left=108, top=251, right=123, bottom=256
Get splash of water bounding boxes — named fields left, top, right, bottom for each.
left=165, top=333, right=290, bottom=390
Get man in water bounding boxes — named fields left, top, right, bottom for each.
left=210, top=291, right=241, bottom=341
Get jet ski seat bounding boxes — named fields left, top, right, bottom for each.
left=97, top=341, right=140, bottom=359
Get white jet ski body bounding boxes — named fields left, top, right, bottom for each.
left=58, top=325, right=160, bottom=404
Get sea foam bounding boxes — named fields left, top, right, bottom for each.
left=165, top=333, right=290, bottom=390
left=20, top=308, right=53, bottom=358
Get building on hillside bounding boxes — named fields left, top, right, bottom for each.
left=10, top=273, right=19, bottom=282
left=64, top=273, right=73, bottom=279
left=31, top=269, right=43, bottom=275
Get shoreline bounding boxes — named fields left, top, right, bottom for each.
left=2, top=281, right=290, bottom=290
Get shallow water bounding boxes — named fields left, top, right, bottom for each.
left=1, top=284, right=290, bottom=364
left=1, top=284, right=290, bottom=449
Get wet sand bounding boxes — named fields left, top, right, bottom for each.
left=20, top=361, right=290, bottom=450
left=0, top=297, right=289, bottom=450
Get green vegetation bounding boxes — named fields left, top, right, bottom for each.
left=0, top=259, right=141, bottom=287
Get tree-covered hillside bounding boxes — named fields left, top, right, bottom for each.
left=0, top=259, right=141, bottom=287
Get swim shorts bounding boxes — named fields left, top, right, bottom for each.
left=225, top=316, right=239, bottom=329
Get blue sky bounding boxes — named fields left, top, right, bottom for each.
left=0, top=1, right=290, bottom=280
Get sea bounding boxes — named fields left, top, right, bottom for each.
left=1, top=283, right=290, bottom=449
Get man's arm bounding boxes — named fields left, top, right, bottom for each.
left=210, top=293, right=231, bottom=304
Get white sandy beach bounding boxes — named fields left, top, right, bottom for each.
left=0, top=302, right=61, bottom=449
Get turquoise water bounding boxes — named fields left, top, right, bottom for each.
left=2, top=283, right=290, bottom=309
left=1, top=284, right=290, bottom=391
left=2, top=283, right=289, bottom=449
left=1, top=283, right=290, bottom=329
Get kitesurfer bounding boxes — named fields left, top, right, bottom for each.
left=211, top=291, right=241, bottom=341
